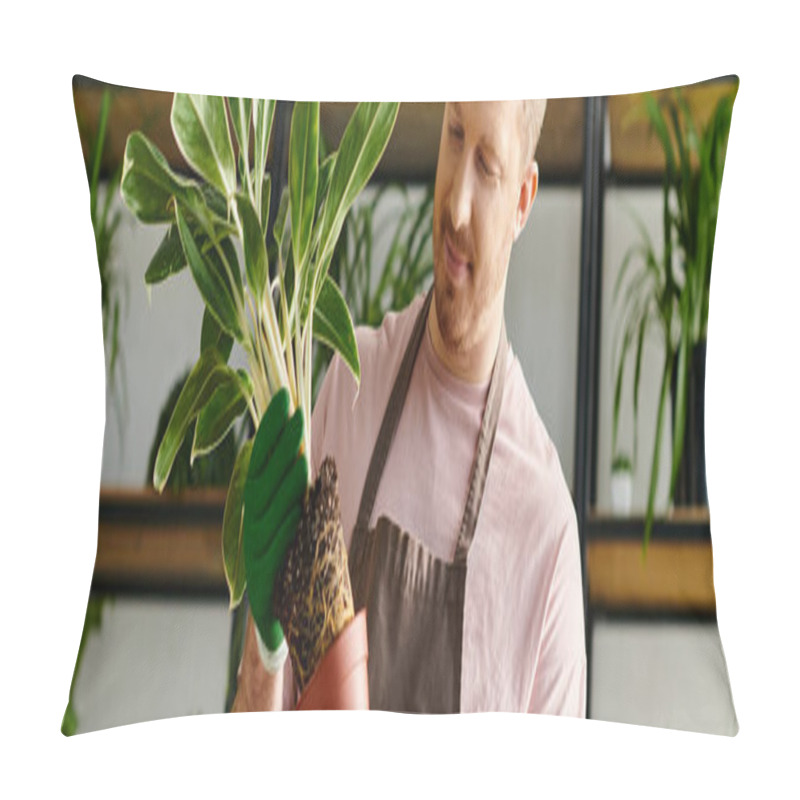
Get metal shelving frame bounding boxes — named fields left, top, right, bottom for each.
left=573, top=95, right=715, bottom=718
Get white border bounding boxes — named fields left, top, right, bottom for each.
left=5, top=0, right=798, bottom=796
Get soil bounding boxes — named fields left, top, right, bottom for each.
left=275, top=456, right=354, bottom=693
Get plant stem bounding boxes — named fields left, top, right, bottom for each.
left=244, top=296, right=270, bottom=415
left=230, top=198, right=289, bottom=413
left=302, top=314, right=313, bottom=463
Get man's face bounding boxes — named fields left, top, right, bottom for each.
left=432, top=101, right=527, bottom=357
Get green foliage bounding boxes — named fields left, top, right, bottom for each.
left=222, top=439, right=253, bottom=609
left=80, top=89, right=126, bottom=438
left=64, top=90, right=127, bottom=735
left=312, top=182, right=435, bottom=401
left=146, top=369, right=243, bottom=493
left=612, top=453, right=633, bottom=474
left=611, top=83, right=737, bottom=549
left=121, top=96, right=398, bottom=605
left=344, top=183, right=435, bottom=326
left=61, top=595, right=111, bottom=736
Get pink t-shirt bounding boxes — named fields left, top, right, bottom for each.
left=308, top=294, right=586, bottom=715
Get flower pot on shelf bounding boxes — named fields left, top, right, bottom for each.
left=610, top=470, right=633, bottom=516
left=296, top=609, right=369, bottom=711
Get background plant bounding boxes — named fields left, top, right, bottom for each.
left=146, top=368, right=245, bottom=492
left=340, top=182, right=434, bottom=326
left=61, top=595, right=110, bottom=735
left=312, top=182, right=434, bottom=401
left=120, top=96, right=398, bottom=606
left=77, top=88, right=127, bottom=440
left=63, top=88, right=126, bottom=736
left=611, top=84, right=736, bottom=548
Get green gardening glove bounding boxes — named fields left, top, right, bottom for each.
left=243, top=388, right=309, bottom=673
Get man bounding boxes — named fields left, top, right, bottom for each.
left=234, top=100, right=586, bottom=715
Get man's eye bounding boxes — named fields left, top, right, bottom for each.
left=479, top=154, right=495, bottom=177
left=449, top=123, right=463, bottom=141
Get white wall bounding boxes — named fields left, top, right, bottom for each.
left=506, top=186, right=582, bottom=492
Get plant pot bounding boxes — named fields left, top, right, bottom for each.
left=670, top=341, right=708, bottom=506
left=296, top=608, right=369, bottom=711
left=610, top=471, right=633, bottom=516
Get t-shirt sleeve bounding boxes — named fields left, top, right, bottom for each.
left=527, top=508, right=587, bottom=718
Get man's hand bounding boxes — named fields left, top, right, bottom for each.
left=243, top=388, right=308, bottom=671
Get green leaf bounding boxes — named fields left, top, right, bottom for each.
left=289, top=101, right=319, bottom=274
left=253, top=99, right=276, bottom=214
left=89, top=90, right=112, bottom=211
left=171, top=93, right=237, bottom=199
left=273, top=184, right=291, bottom=257
left=228, top=97, right=252, bottom=164
left=316, top=152, right=337, bottom=218
left=669, top=327, right=691, bottom=500
left=155, top=209, right=239, bottom=291
left=120, top=132, right=203, bottom=224
left=316, top=103, right=400, bottom=290
left=199, top=183, right=233, bottom=227
left=235, top=192, right=268, bottom=302
left=153, top=347, right=229, bottom=491
left=643, top=352, right=673, bottom=554
left=644, top=94, right=675, bottom=177
left=314, top=274, right=360, bottom=385
left=175, top=202, right=246, bottom=342
left=201, top=306, right=233, bottom=362
left=260, top=174, right=271, bottom=232
left=145, top=225, right=185, bottom=284
left=632, top=315, right=647, bottom=466
left=612, top=326, right=632, bottom=457
left=192, top=370, right=253, bottom=461
left=222, top=439, right=253, bottom=609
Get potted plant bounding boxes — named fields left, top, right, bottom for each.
left=120, top=94, right=399, bottom=707
left=610, top=452, right=633, bottom=516
left=612, top=83, right=737, bottom=549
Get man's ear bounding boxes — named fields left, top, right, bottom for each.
left=514, top=161, right=539, bottom=242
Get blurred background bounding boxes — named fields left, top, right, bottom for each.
left=65, top=77, right=737, bottom=735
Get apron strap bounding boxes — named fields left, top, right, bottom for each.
left=356, top=290, right=434, bottom=531
left=453, top=323, right=507, bottom=565
left=355, top=288, right=509, bottom=565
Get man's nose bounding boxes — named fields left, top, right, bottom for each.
left=449, top=157, right=471, bottom=232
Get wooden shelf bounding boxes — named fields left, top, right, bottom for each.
left=72, top=74, right=739, bottom=195
left=584, top=505, right=715, bottom=614
left=72, top=78, right=585, bottom=185
left=607, top=76, right=738, bottom=178
left=73, top=79, right=191, bottom=179
left=587, top=539, right=716, bottom=614
left=92, top=488, right=228, bottom=596
left=586, top=506, right=711, bottom=542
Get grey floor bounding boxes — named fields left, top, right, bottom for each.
left=69, top=598, right=738, bottom=735
left=590, top=618, right=738, bottom=735
left=70, top=597, right=232, bottom=733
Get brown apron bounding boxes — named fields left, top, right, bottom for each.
left=348, top=290, right=508, bottom=713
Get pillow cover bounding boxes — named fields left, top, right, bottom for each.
left=65, top=75, right=737, bottom=734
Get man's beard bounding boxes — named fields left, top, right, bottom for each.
left=434, top=272, right=473, bottom=355
left=433, top=213, right=477, bottom=354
